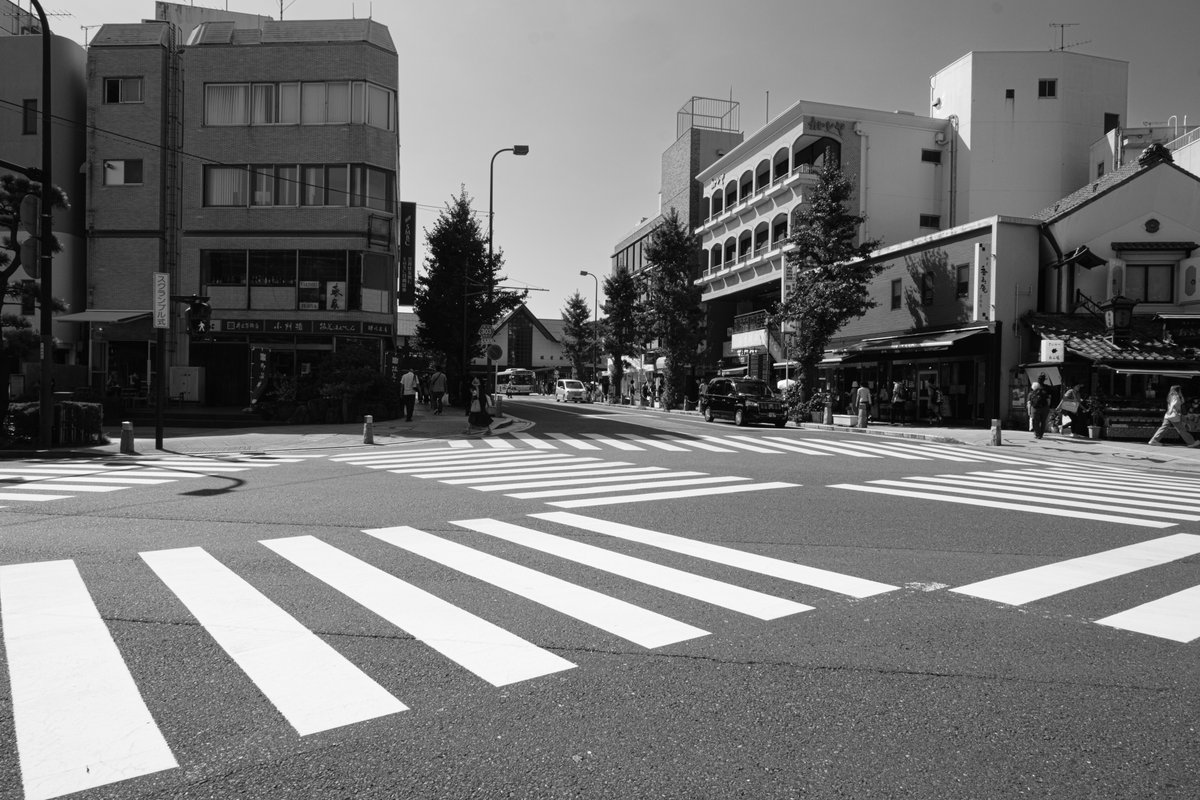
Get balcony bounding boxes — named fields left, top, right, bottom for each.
left=695, top=163, right=820, bottom=236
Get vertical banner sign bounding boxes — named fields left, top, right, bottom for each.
left=152, top=272, right=170, bottom=329
left=398, top=201, right=416, bottom=306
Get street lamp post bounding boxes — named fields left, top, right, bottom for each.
left=579, top=270, right=598, bottom=401
left=483, top=145, right=529, bottom=392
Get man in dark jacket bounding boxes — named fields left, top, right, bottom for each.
left=1028, top=382, right=1051, bottom=439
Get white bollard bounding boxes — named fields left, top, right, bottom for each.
left=120, top=421, right=135, bottom=454
left=363, top=415, right=374, bottom=444
left=990, top=418, right=1002, bottom=446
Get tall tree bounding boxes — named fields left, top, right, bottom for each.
left=0, top=174, right=69, bottom=427
left=602, top=266, right=643, bottom=404
left=774, top=158, right=882, bottom=408
left=642, top=208, right=705, bottom=410
left=414, top=188, right=525, bottom=402
left=559, top=291, right=593, bottom=380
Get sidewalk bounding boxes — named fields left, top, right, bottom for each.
left=9, top=401, right=1200, bottom=474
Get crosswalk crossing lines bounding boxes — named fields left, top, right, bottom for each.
left=383, top=431, right=1055, bottom=466
left=1, top=513, right=1193, bottom=797
left=0, top=455, right=297, bottom=508
left=951, top=533, right=1200, bottom=643
left=831, top=464, right=1197, bottom=529
left=330, top=449, right=799, bottom=507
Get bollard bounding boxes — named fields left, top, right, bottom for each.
left=120, top=421, right=135, bottom=454
left=990, top=418, right=1002, bottom=446
left=495, top=395, right=504, bottom=418
left=363, top=414, right=374, bottom=444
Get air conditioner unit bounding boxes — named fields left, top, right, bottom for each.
left=934, top=131, right=947, bottom=145
left=1039, top=339, right=1065, bottom=363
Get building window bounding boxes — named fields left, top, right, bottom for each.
left=922, top=273, right=935, bottom=306
left=201, top=250, right=248, bottom=286
left=956, top=264, right=969, bottom=297
left=104, top=77, right=143, bottom=104
left=22, top=99, right=36, bottom=134
left=1125, top=264, right=1174, bottom=303
left=1096, top=162, right=1106, bottom=179
left=1104, top=112, right=1120, bottom=133
left=919, top=214, right=941, bottom=229
left=207, top=80, right=394, bottom=129
left=891, top=279, right=902, bottom=310
left=103, top=159, right=143, bottom=186
left=206, top=84, right=248, bottom=124
left=1038, top=79, right=1057, bottom=98
left=351, top=165, right=394, bottom=212
left=1005, top=88, right=1015, bottom=100
left=920, top=149, right=942, bottom=165
left=249, top=250, right=296, bottom=287
left=203, top=166, right=248, bottom=205
left=276, top=165, right=299, bottom=206
left=298, top=250, right=348, bottom=310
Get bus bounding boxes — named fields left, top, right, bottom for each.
left=495, top=368, right=537, bottom=396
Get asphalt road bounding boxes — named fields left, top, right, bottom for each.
left=0, top=397, right=1196, bottom=799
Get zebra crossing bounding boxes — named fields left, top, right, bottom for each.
left=393, top=430, right=1056, bottom=466
left=0, top=513, right=895, bottom=799
left=0, top=454, right=315, bottom=508
left=831, top=463, right=1200, bottom=529
left=329, top=446, right=797, bottom=507
left=952, top=532, right=1200, bottom=643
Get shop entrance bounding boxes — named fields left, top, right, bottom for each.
left=191, top=342, right=247, bottom=406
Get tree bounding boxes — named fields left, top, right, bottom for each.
left=774, top=158, right=882, bottom=412
left=414, top=188, right=525, bottom=403
left=0, top=173, right=69, bottom=427
left=602, top=266, right=643, bottom=404
left=641, top=208, right=705, bottom=410
left=559, top=291, right=593, bottom=381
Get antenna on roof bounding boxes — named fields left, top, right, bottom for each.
left=1049, top=22, right=1090, bottom=51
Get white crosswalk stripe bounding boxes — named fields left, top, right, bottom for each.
left=952, top=533, right=1200, bottom=643
left=331, top=448, right=796, bottom=507
left=0, top=455, right=291, bottom=507
left=831, top=464, right=1191, bottom=529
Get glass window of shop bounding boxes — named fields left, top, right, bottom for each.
left=250, top=251, right=296, bottom=287
left=202, top=250, right=247, bottom=285
left=298, top=251, right=348, bottom=311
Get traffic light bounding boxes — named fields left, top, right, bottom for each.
left=17, top=194, right=39, bottom=279
left=186, top=297, right=212, bottom=337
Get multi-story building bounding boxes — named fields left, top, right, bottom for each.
left=80, top=9, right=398, bottom=406
left=0, top=1, right=88, bottom=385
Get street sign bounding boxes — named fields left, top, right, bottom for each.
left=153, top=272, right=170, bottom=329
left=479, top=323, right=494, bottom=342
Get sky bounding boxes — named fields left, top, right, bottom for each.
left=37, top=0, right=1200, bottom=318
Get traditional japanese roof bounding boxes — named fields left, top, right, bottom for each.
left=1034, top=146, right=1200, bottom=223
left=1025, top=312, right=1200, bottom=365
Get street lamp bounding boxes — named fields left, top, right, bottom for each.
left=579, top=270, right=598, bottom=400
left=482, top=145, right=529, bottom=391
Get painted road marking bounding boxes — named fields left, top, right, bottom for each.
left=363, top=526, right=709, bottom=648
left=261, top=535, right=575, bottom=686
left=1096, top=584, right=1200, bottom=643
left=546, top=481, right=800, bottom=508
left=141, top=547, right=407, bottom=736
left=0, top=560, right=177, bottom=800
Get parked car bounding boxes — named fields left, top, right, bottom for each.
left=700, top=377, right=787, bottom=427
left=555, top=379, right=586, bottom=402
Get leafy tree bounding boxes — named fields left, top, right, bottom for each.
left=0, top=174, right=70, bottom=426
left=602, top=266, right=643, bottom=403
left=414, top=188, right=525, bottom=403
left=641, top=208, right=705, bottom=410
left=560, top=291, right=593, bottom=380
left=774, top=158, right=882, bottom=412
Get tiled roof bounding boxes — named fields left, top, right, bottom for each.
left=1033, top=161, right=1144, bottom=222
left=188, top=19, right=395, bottom=52
left=91, top=23, right=170, bottom=47
left=1026, top=312, right=1200, bottom=364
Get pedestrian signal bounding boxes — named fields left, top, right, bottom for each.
left=186, top=298, right=212, bottom=337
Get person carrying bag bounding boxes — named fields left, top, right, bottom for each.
left=1056, top=383, right=1083, bottom=436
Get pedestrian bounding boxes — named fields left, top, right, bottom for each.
left=855, top=382, right=872, bottom=427
left=890, top=380, right=907, bottom=424
left=938, top=385, right=951, bottom=423
left=466, top=377, right=492, bottom=432
left=1028, top=381, right=1051, bottom=439
left=929, top=384, right=944, bottom=424
left=1148, top=385, right=1199, bottom=447
left=428, top=366, right=447, bottom=415
left=399, top=366, right=417, bottom=422
left=1056, top=383, right=1084, bottom=437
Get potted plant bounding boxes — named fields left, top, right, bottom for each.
left=1085, top=395, right=1106, bottom=439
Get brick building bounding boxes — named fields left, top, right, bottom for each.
left=79, top=11, right=398, bottom=406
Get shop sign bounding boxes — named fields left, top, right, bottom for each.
left=362, top=322, right=393, bottom=336
left=806, top=117, right=846, bottom=138
left=212, top=318, right=394, bottom=336
left=266, top=320, right=311, bottom=333
left=314, top=320, right=360, bottom=334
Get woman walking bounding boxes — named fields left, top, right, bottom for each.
left=1147, top=385, right=1199, bottom=447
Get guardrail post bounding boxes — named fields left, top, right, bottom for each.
left=120, top=421, right=135, bottom=454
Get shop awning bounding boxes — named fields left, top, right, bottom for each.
left=55, top=309, right=150, bottom=323
left=1049, top=245, right=1107, bottom=270
left=853, top=326, right=990, bottom=354
left=1106, top=367, right=1200, bottom=379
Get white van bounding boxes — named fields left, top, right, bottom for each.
left=555, top=379, right=585, bottom=402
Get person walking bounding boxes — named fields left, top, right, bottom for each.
left=399, top=366, right=418, bottom=422
left=428, top=367, right=447, bottom=415
left=1056, top=383, right=1084, bottom=437
left=1028, top=381, right=1051, bottom=439
left=890, top=380, right=907, bottom=425
left=855, top=382, right=872, bottom=428
left=1148, top=385, right=1199, bottom=447
left=466, top=377, right=492, bottom=432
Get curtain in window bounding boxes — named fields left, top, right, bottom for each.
left=301, top=83, right=325, bottom=124
left=251, top=84, right=276, bottom=124
left=326, top=165, right=349, bottom=206
left=301, top=166, right=325, bottom=206
left=278, top=83, right=299, bottom=124
left=327, top=82, right=350, bottom=123
left=251, top=166, right=274, bottom=206
left=275, top=165, right=298, bottom=206
left=206, top=84, right=247, bottom=125
left=205, top=167, right=247, bottom=206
